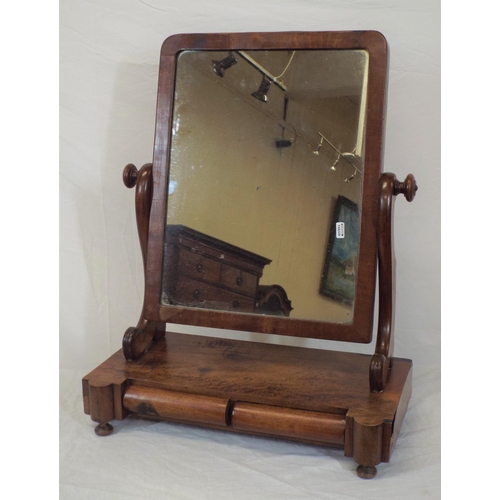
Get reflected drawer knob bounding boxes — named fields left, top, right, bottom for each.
left=196, top=263, right=204, bottom=272
left=232, top=300, right=240, bottom=309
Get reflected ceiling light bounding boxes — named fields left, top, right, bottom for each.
left=212, top=52, right=237, bottom=77
left=237, top=51, right=289, bottom=92
left=313, top=136, right=324, bottom=155
left=344, top=171, right=357, bottom=183
left=330, top=152, right=341, bottom=171
left=251, top=76, right=272, bottom=103
left=314, top=132, right=363, bottom=178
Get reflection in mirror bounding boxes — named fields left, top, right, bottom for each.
left=161, top=49, right=368, bottom=323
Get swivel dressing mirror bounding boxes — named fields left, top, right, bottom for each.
left=147, top=31, right=391, bottom=344
left=83, top=31, right=417, bottom=479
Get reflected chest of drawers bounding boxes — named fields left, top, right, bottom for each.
left=162, top=225, right=271, bottom=312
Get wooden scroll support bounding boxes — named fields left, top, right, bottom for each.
left=370, top=173, right=417, bottom=392
left=121, top=163, right=165, bottom=360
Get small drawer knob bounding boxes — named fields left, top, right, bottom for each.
left=192, top=289, right=200, bottom=298
left=196, top=263, right=204, bottom=273
left=232, top=300, right=240, bottom=309
left=236, top=277, right=243, bottom=286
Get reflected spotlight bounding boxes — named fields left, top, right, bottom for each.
left=330, top=152, right=341, bottom=171
left=313, top=137, right=324, bottom=155
left=251, top=76, right=272, bottom=102
left=212, top=52, right=237, bottom=77
left=344, top=171, right=357, bottom=183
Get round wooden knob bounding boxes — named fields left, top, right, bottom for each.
left=123, top=163, right=138, bottom=188
left=394, top=173, right=418, bottom=202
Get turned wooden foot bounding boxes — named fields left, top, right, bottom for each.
left=356, top=465, right=377, bottom=479
left=94, top=423, right=113, bottom=436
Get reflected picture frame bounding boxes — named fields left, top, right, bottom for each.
left=320, top=196, right=360, bottom=305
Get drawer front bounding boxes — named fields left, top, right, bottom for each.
left=174, top=276, right=223, bottom=306
left=174, top=276, right=255, bottom=312
left=124, top=386, right=229, bottom=427
left=232, top=402, right=345, bottom=446
left=178, top=248, right=221, bottom=283
left=224, top=291, right=255, bottom=312
left=220, top=264, right=258, bottom=295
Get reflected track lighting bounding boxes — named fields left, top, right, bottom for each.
left=313, top=132, right=362, bottom=181
left=251, top=76, right=272, bottom=102
left=237, top=51, right=289, bottom=92
left=213, top=51, right=292, bottom=104
left=212, top=52, right=237, bottom=77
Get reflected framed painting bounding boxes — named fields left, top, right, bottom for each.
left=320, top=196, right=360, bottom=305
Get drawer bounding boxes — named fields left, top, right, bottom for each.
left=174, top=276, right=223, bottom=306
left=224, top=291, right=255, bottom=312
left=220, top=264, right=258, bottom=295
left=174, top=276, right=255, bottom=312
left=124, top=386, right=229, bottom=427
left=231, top=402, right=345, bottom=446
left=178, top=248, right=221, bottom=283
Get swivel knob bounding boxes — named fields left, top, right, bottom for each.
left=123, top=163, right=138, bottom=188
left=394, top=174, right=418, bottom=202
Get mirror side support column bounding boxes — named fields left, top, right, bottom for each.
left=122, top=163, right=166, bottom=361
left=370, top=173, right=417, bottom=392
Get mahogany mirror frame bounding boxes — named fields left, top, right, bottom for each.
left=137, top=31, right=389, bottom=344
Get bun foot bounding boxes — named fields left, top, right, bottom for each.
left=94, top=423, right=113, bottom=436
left=356, top=465, right=377, bottom=479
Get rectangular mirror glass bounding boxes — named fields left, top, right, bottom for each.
left=162, top=49, right=368, bottom=324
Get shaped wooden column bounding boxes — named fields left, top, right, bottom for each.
left=122, top=163, right=165, bottom=360
left=370, top=173, right=417, bottom=392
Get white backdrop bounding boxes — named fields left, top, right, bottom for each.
left=60, top=0, right=441, bottom=498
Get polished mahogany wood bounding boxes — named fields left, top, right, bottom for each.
left=121, top=163, right=165, bottom=360
left=231, top=402, right=345, bottom=446
left=369, top=173, right=417, bottom=392
left=124, top=386, right=229, bottom=427
left=83, top=331, right=412, bottom=476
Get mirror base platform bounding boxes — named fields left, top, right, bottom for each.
left=83, top=331, right=411, bottom=478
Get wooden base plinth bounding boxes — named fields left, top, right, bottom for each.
left=83, top=331, right=412, bottom=477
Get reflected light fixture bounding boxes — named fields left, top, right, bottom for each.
left=251, top=76, right=272, bottom=102
left=313, top=132, right=362, bottom=181
left=330, top=152, right=341, bottom=171
left=313, top=136, right=324, bottom=155
left=344, top=171, right=357, bottom=183
left=212, top=52, right=237, bottom=77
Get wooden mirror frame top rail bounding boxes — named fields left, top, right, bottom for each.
left=83, top=31, right=418, bottom=479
